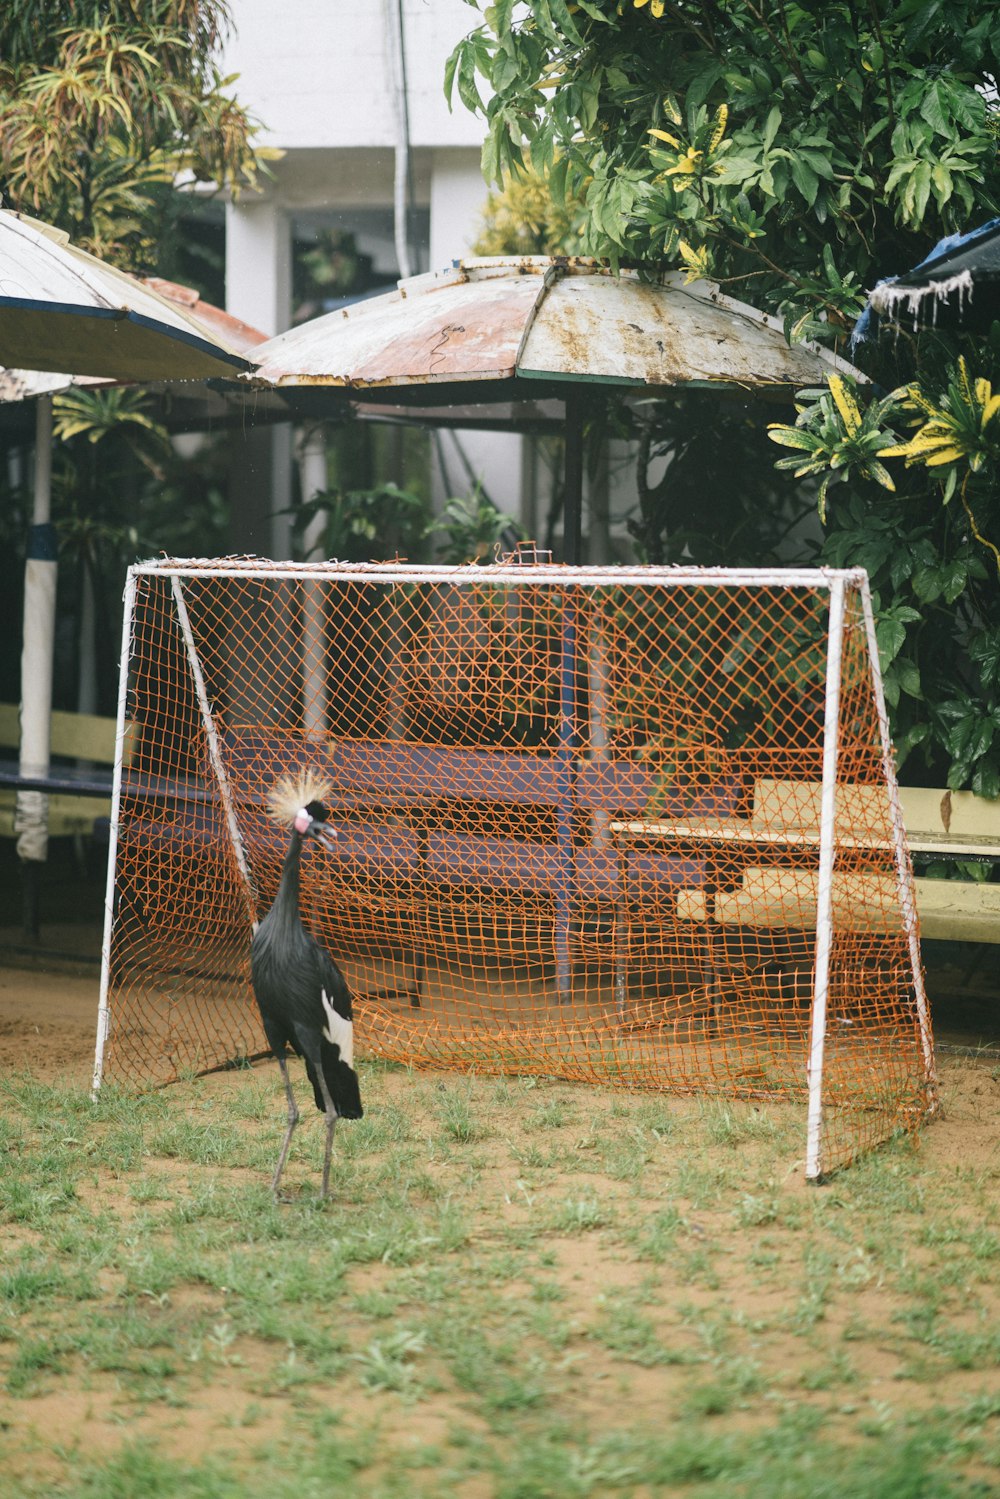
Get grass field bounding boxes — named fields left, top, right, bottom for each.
left=1, top=1041, right=998, bottom=1497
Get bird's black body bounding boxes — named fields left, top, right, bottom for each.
left=251, top=879, right=363, bottom=1119
left=250, top=790, right=362, bottom=1197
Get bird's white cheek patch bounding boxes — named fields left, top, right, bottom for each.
left=320, top=989, right=354, bottom=1068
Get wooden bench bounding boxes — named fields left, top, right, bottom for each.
left=225, top=737, right=729, bottom=884
left=613, top=779, right=1000, bottom=944
left=209, top=736, right=743, bottom=990
left=127, top=749, right=1000, bottom=955
left=0, top=701, right=135, bottom=842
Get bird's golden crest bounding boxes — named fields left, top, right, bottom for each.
left=265, top=769, right=333, bottom=827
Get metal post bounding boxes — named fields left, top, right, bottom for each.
left=296, top=426, right=329, bottom=741
left=563, top=393, right=585, bottom=566
left=555, top=591, right=582, bottom=998
left=858, top=578, right=937, bottom=1110
left=805, top=576, right=846, bottom=1181
left=171, top=576, right=259, bottom=932
left=93, top=566, right=138, bottom=1097
left=16, top=395, right=56, bottom=936
left=553, top=395, right=587, bottom=995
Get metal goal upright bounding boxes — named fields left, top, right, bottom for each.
left=94, top=557, right=936, bottom=1179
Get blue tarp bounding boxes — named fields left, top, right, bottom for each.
left=852, top=217, right=1000, bottom=349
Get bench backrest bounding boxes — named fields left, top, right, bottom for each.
left=751, top=778, right=892, bottom=838
left=0, top=702, right=134, bottom=767
left=226, top=734, right=740, bottom=820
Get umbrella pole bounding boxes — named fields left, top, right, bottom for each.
left=563, top=391, right=585, bottom=566
left=16, top=395, right=57, bottom=938
left=555, top=392, right=586, bottom=995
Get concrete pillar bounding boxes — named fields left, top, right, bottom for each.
left=226, top=199, right=292, bottom=336
left=429, top=147, right=489, bottom=269
left=225, top=199, right=294, bottom=558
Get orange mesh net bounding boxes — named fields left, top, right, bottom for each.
left=98, top=558, right=936, bottom=1177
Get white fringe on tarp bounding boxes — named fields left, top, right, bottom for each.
left=870, top=269, right=975, bottom=326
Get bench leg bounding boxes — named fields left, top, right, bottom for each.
left=614, top=945, right=627, bottom=1015
left=410, top=956, right=423, bottom=1007
left=701, top=926, right=722, bottom=1025
left=21, top=859, right=41, bottom=939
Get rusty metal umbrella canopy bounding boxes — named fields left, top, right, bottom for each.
left=0, top=211, right=256, bottom=381
left=0, top=273, right=269, bottom=935
left=248, top=256, right=865, bottom=562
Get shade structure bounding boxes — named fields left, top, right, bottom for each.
left=0, top=211, right=255, bottom=380
left=857, top=217, right=1000, bottom=340
left=1, top=273, right=268, bottom=926
left=0, top=277, right=271, bottom=427
left=248, top=256, right=865, bottom=564
left=251, top=255, right=860, bottom=398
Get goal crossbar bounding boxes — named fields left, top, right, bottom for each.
left=95, top=557, right=936, bottom=1178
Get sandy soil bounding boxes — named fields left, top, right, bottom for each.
left=0, top=951, right=998, bottom=1499
left=0, top=955, right=996, bottom=1170
left=0, top=964, right=102, bottom=1084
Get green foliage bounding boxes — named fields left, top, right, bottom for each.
left=430, top=485, right=525, bottom=562
left=450, top=1, right=1000, bottom=794
left=0, top=0, right=268, bottom=269
left=768, top=376, right=900, bottom=522
left=881, top=357, right=1000, bottom=482
left=289, top=466, right=521, bottom=568
left=291, top=481, right=433, bottom=564
left=0, top=386, right=236, bottom=712
left=0, top=5, right=268, bottom=713
left=473, top=156, right=588, bottom=257
left=449, top=2, right=997, bottom=332
left=627, top=392, right=817, bottom=566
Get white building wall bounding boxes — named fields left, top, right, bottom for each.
left=221, top=0, right=490, bottom=318
left=221, top=1, right=485, bottom=153
left=429, top=148, right=491, bottom=266
left=220, top=0, right=532, bottom=559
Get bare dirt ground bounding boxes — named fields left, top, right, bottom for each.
left=1, top=955, right=996, bottom=1157
left=1, top=890, right=999, bottom=1494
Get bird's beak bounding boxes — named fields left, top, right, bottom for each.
left=312, top=824, right=338, bottom=852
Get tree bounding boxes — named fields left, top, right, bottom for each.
left=0, top=2, right=268, bottom=715
left=472, top=155, right=587, bottom=256
left=0, top=0, right=265, bottom=271
left=450, top=3, right=996, bottom=333
left=449, top=2, right=1000, bottom=793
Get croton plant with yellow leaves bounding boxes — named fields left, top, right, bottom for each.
left=451, top=0, right=1000, bottom=793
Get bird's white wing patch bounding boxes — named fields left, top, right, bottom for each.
left=320, top=989, right=354, bottom=1068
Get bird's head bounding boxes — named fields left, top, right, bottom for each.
left=266, top=770, right=338, bottom=851
left=293, top=798, right=337, bottom=850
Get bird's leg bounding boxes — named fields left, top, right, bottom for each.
left=271, top=1055, right=300, bottom=1200
left=315, top=1069, right=339, bottom=1201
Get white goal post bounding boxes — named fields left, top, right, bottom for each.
left=94, top=557, right=937, bottom=1180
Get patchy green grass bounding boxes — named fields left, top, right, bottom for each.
left=0, top=1055, right=998, bottom=1498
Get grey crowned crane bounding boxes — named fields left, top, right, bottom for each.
left=251, top=771, right=363, bottom=1200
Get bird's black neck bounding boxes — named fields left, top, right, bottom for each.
left=271, top=832, right=305, bottom=927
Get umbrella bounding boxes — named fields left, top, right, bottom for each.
left=246, top=257, right=868, bottom=995
left=854, top=217, right=1000, bottom=343
left=0, top=210, right=255, bottom=380
left=1, top=265, right=267, bottom=929
left=0, top=275, right=276, bottom=432
left=247, top=256, right=866, bottom=563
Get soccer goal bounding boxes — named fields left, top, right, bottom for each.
left=94, top=556, right=936, bottom=1179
